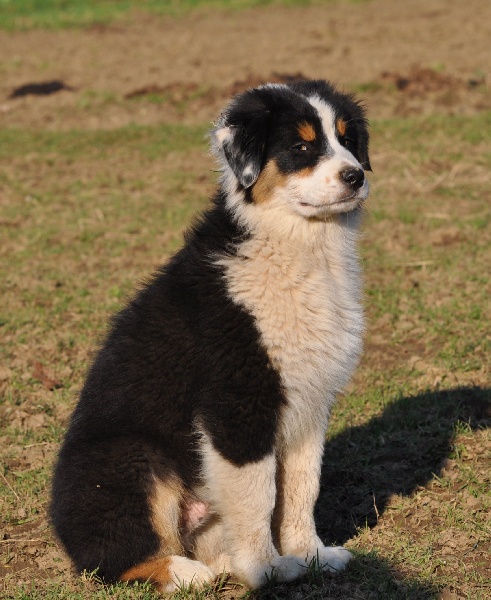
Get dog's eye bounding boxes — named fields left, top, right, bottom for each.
left=343, top=137, right=356, bottom=148
left=291, top=143, right=308, bottom=152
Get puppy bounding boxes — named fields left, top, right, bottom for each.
left=50, top=80, right=370, bottom=593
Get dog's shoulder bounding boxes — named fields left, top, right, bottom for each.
left=66, top=196, right=287, bottom=465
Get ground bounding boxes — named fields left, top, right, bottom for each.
left=0, top=0, right=490, bottom=599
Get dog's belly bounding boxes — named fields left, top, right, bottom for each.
left=220, top=231, right=363, bottom=445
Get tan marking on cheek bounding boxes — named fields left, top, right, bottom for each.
left=336, top=118, right=347, bottom=137
left=295, top=166, right=316, bottom=178
left=252, top=159, right=287, bottom=203
left=298, top=122, right=316, bottom=142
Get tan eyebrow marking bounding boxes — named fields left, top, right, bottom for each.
left=297, top=122, right=316, bottom=142
left=336, top=118, right=347, bottom=137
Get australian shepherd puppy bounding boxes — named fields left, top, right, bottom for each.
left=50, top=80, right=371, bottom=593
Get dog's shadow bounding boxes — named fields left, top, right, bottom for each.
left=316, top=386, right=491, bottom=545
left=251, top=388, right=490, bottom=598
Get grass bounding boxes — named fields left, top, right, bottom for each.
left=1, top=79, right=490, bottom=600
left=0, top=0, right=351, bottom=31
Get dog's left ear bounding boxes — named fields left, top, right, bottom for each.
left=213, top=92, right=270, bottom=188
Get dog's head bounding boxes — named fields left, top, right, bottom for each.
left=212, top=80, right=370, bottom=220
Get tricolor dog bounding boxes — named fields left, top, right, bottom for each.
left=51, top=79, right=371, bottom=592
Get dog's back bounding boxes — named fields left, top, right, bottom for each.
left=51, top=80, right=370, bottom=592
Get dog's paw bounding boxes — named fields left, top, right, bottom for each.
left=239, top=554, right=308, bottom=589
left=270, top=554, right=309, bottom=582
left=161, top=556, right=216, bottom=592
left=311, top=546, right=353, bottom=574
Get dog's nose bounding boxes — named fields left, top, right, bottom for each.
left=340, top=167, right=365, bottom=191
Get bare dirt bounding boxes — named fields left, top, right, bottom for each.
left=1, top=0, right=490, bottom=597
left=0, top=0, right=490, bottom=130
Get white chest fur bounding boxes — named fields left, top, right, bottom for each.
left=218, top=216, right=364, bottom=447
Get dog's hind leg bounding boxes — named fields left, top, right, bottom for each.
left=120, top=556, right=215, bottom=593
left=120, top=477, right=216, bottom=592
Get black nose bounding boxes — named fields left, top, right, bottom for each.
left=340, top=167, right=365, bottom=191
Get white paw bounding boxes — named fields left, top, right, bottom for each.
left=239, top=554, right=308, bottom=589
left=162, top=556, right=216, bottom=592
left=312, top=546, right=353, bottom=574
left=270, top=554, right=309, bottom=582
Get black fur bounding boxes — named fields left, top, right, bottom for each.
left=51, top=195, right=286, bottom=580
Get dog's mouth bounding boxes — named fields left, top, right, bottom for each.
left=297, top=179, right=369, bottom=216
left=299, top=193, right=356, bottom=208
left=298, top=191, right=363, bottom=213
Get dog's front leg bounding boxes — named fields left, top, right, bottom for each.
left=276, top=426, right=352, bottom=573
left=201, top=435, right=308, bottom=588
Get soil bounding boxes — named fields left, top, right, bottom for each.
left=1, top=0, right=490, bottom=597
left=0, top=0, right=490, bottom=130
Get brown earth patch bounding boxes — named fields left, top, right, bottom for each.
left=0, top=0, right=490, bottom=129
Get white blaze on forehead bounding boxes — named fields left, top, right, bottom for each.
left=308, top=95, right=361, bottom=166
left=307, top=95, right=337, bottom=141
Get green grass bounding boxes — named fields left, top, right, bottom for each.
left=0, top=124, right=211, bottom=390
left=1, top=109, right=490, bottom=598
left=0, top=123, right=208, bottom=159
left=0, top=0, right=342, bottom=30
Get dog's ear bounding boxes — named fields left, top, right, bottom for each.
left=213, top=92, right=270, bottom=189
left=355, top=119, right=371, bottom=172
left=343, top=93, right=371, bottom=173
left=349, top=102, right=371, bottom=172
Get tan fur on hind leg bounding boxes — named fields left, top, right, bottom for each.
left=150, top=476, right=185, bottom=557
left=120, top=476, right=216, bottom=592
left=120, top=555, right=216, bottom=593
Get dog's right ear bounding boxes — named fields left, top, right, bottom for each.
left=212, top=91, right=270, bottom=189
